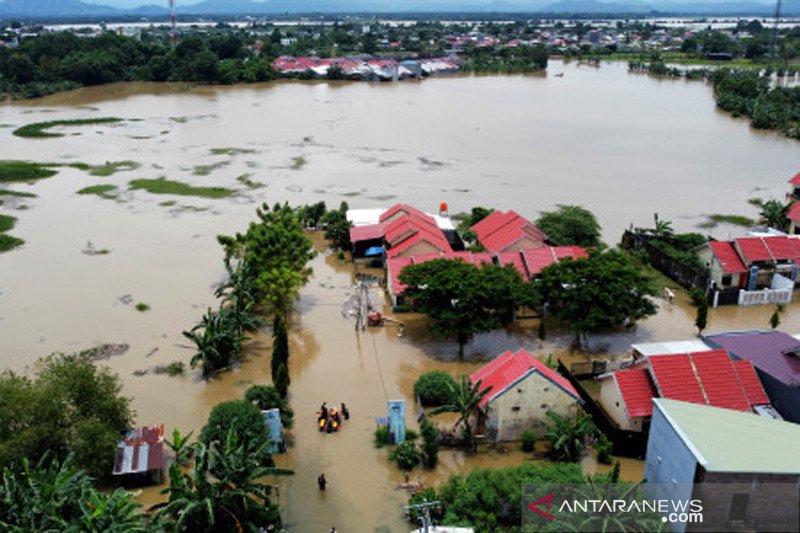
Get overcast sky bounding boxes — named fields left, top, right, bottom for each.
left=89, top=0, right=778, bottom=7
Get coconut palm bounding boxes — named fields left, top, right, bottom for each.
left=543, top=411, right=596, bottom=462
left=215, top=259, right=264, bottom=336
left=184, top=307, right=247, bottom=376
left=760, top=199, right=789, bottom=231
left=429, top=376, right=491, bottom=453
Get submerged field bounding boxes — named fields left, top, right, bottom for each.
left=0, top=61, right=798, bottom=530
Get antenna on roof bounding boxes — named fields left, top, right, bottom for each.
left=168, top=0, right=177, bottom=49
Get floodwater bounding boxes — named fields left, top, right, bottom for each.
left=0, top=60, right=798, bottom=531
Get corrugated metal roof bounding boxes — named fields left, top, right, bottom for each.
left=470, top=349, right=580, bottom=408
left=731, top=359, right=770, bottom=406
left=689, top=350, right=750, bottom=412
left=787, top=202, right=800, bottom=222
left=614, top=368, right=658, bottom=418
left=387, top=257, right=412, bottom=296
left=496, top=251, right=529, bottom=280
left=762, top=236, right=797, bottom=261
left=113, top=424, right=164, bottom=476
left=521, top=246, right=588, bottom=277
left=647, top=354, right=707, bottom=404
left=349, top=223, right=385, bottom=243
left=654, top=398, right=800, bottom=474
left=709, top=241, right=748, bottom=274
left=706, top=330, right=800, bottom=387
left=471, top=210, right=547, bottom=254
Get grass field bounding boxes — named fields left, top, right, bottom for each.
left=129, top=177, right=235, bottom=199
left=13, top=118, right=123, bottom=138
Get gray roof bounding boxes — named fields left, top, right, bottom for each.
left=704, top=330, right=800, bottom=387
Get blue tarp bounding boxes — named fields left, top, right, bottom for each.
left=365, top=246, right=385, bottom=257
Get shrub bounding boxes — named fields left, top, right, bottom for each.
left=244, top=385, right=294, bottom=428
left=374, top=426, right=389, bottom=448
left=389, top=441, right=421, bottom=471
left=596, top=433, right=614, bottom=464
left=420, top=418, right=439, bottom=468
left=521, top=430, right=537, bottom=453
left=199, top=400, right=272, bottom=463
left=413, top=371, right=456, bottom=406
left=405, top=429, right=419, bottom=442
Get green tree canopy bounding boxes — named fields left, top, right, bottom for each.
left=199, top=400, right=272, bottom=463
left=244, top=385, right=294, bottom=428
left=399, top=259, right=535, bottom=356
left=429, top=376, right=492, bottom=453
left=533, top=250, right=657, bottom=344
left=536, top=204, right=602, bottom=248
left=0, top=353, right=133, bottom=478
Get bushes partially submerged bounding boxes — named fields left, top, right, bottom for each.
left=413, top=370, right=456, bottom=406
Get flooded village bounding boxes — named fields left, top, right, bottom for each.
left=1, top=8, right=800, bottom=533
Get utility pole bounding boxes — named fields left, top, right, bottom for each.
left=168, top=0, right=177, bottom=49
left=406, top=499, right=441, bottom=533
left=772, top=0, right=782, bottom=60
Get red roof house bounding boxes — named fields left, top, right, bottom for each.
left=598, top=349, right=772, bottom=432
left=788, top=171, right=800, bottom=186
left=471, top=210, right=547, bottom=254
left=521, top=246, right=589, bottom=278
left=470, top=349, right=581, bottom=441
left=708, top=241, right=748, bottom=274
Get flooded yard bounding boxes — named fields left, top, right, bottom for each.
left=1, top=59, right=798, bottom=530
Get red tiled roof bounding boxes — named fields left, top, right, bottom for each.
left=762, top=236, right=797, bottom=261
left=470, top=349, right=580, bottom=408
left=735, top=237, right=773, bottom=263
left=614, top=368, right=658, bottom=418
left=497, top=251, right=530, bottom=280
left=709, top=241, right=747, bottom=274
left=113, top=424, right=165, bottom=476
left=471, top=210, right=547, bottom=253
left=521, top=246, right=588, bottom=277
left=386, top=233, right=451, bottom=258
left=787, top=202, right=800, bottom=222
left=387, top=257, right=412, bottom=296
left=788, top=171, right=800, bottom=186
left=349, top=223, right=385, bottom=243
left=689, top=350, right=750, bottom=412
left=731, top=359, right=770, bottom=406
left=647, top=354, right=706, bottom=404
left=380, top=204, right=436, bottom=226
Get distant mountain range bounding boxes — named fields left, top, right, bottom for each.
left=0, top=0, right=797, bottom=18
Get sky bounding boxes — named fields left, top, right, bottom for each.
left=89, top=0, right=778, bottom=7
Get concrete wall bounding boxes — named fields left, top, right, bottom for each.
left=598, top=377, right=646, bottom=432
left=644, top=405, right=698, bottom=533
left=485, top=370, right=578, bottom=442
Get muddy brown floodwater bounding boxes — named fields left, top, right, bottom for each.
left=1, top=60, right=798, bottom=531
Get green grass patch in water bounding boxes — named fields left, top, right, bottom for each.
left=236, top=173, right=266, bottom=189
left=13, top=117, right=124, bottom=138
left=0, top=190, right=36, bottom=198
left=210, top=147, right=256, bottom=156
left=193, top=160, right=230, bottom=176
left=290, top=156, right=307, bottom=170
left=704, top=214, right=756, bottom=228
left=88, top=160, right=139, bottom=177
left=129, top=177, right=234, bottom=199
left=77, top=184, right=118, bottom=199
left=0, top=161, right=59, bottom=182
left=0, top=214, right=16, bottom=233
left=0, top=234, right=24, bottom=252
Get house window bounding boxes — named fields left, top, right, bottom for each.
left=721, top=275, right=732, bottom=287
left=615, top=401, right=620, bottom=407
left=728, top=493, right=750, bottom=522
left=517, top=388, right=523, bottom=393
left=511, top=406, right=521, bottom=412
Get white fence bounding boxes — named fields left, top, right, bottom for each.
left=738, top=273, right=794, bottom=306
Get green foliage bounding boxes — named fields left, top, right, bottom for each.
left=399, top=259, right=535, bottom=355
left=322, top=203, right=352, bottom=250
left=0, top=353, right=133, bottom=477
left=13, top=118, right=123, bottom=138
left=413, top=370, right=457, bottom=406
left=156, top=430, right=292, bottom=533
left=407, top=462, right=585, bottom=530
left=153, top=361, right=185, bottom=376
left=543, top=411, right=597, bottom=462
left=184, top=307, right=247, bottom=376
left=0, top=160, right=59, bottom=182
left=165, top=428, right=194, bottom=466
left=759, top=199, right=789, bottom=231
left=134, top=302, right=150, bottom=312
left=429, top=376, right=491, bottom=453
left=271, top=313, right=290, bottom=398
left=455, top=206, right=494, bottom=237
left=0, top=454, right=153, bottom=531
left=0, top=234, right=24, bottom=252
left=199, top=400, right=272, bottom=463
left=0, top=215, right=15, bottom=233
left=770, top=306, right=782, bottom=329
left=689, top=288, right=709, bottom=334
left=521, top=430, right=537, bottom=452
left=596, top=433, right=614, bottom=464
left=77, top=184, right=117, bottom=199
left=420, top=418, right=439, bottom=468
left=647, top=232, right=707, bottom=271
left=534, top=250, right=658, bottom=343
left=536, top=204, right=602, bottom=248
left=0, top=190, right=37, bottom=198
left=129, top=177, right=235, bottom=199
left=706, top=213, right=756, bottom=227
left=389, top=440, right=422, bottom=471
left=374, top=425, right=390, bottom=448
left=88, top=160, right=139, bottom=177
left=245, top=384, right=294, bottom=428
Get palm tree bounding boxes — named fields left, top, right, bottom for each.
left=215, top=259, right=265, bottom=336
left=429, top=376, right=491, bottom=453
left=155, top=430, right=292, bottom=532
left=543, top=411, right=596, bottom=462
left=653, top=219, right=674, bottom=238
left=760, top=199, right=788, bottom=231
left=184, top=307, right=247, bottom=376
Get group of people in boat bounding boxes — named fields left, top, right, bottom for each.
left=317, top=402, right=349, bottom=433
